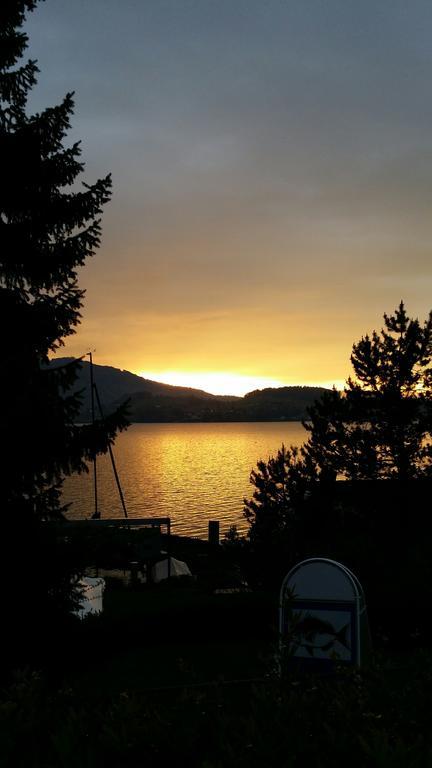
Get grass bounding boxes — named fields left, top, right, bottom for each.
left=58, top=582, right=278, bottom=695
left=3, top=552, right=432, bottom=767
left=2, top=649, right=432, bottom=767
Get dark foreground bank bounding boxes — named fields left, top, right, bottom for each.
left=2, top=643, right=432, bottom=768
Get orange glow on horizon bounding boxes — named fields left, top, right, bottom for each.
left=136, top=371, right=345, bottom=396
left=136, top=371, right=283, bottom=396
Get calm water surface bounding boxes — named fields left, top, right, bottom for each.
left=62, top=422, right=307, bottom=537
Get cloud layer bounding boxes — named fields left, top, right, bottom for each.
left=25, top=0, right=432, bottom=385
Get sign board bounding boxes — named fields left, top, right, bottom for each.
left=74, top=576, right=105, bottom=619
left=279, top=558, right=367, bottom=666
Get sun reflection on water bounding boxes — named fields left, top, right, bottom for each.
left=62, top=422, right=308, bottom=537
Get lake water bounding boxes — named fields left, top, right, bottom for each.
left=62, top=422, right=308, bottom=537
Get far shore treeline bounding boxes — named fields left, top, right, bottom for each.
left=49, top=357, right=328, bottom=422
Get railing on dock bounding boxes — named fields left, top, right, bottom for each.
left=48, top=517, right=172, bottom=581
left=57, top=517, right=171, bottom=534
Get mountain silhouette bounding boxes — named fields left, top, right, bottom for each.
left=49, top=358, right=328, bottom=422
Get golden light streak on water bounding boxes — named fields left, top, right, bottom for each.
left=62, top=422, right=308, bottom=537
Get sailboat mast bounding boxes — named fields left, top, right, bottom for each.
left=87, top=351, right=128, bottom=520
left=89, top=351, right=99, bottom=519
left=93, top=384, right=129, bottom=519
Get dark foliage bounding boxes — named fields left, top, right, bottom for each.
left=2, top=654, right=432, bottom=767
left=243, top=305, right=432, bottom=643
left=0, top=1, right=128, bottom=635
left=244, top=303, right=432, bottom=540
left=306, top=302, right=432, bottom=480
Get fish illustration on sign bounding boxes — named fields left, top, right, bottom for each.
left=290, top=613, right=351, bottom=657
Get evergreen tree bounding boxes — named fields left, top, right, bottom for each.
left=306, top=302, right=432, bottom=480
left=0, top=0, right=128, bottom=524
left=244, top=305, right=432, bottom=639
left=244, top=304, right=432, bottom=559
left=242, top=445, right=322, bottom=585
left=0, top=1, right=128, bottom=639
left=244, top=446, right=319, bottom=544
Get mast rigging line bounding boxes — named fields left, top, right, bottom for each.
left=88, top=352, right=128, bottom=520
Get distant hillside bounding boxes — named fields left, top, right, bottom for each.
left=122, top=386, right=328, bottom=422
left=49, top=358, right=328, bottom=422
left=49, top=358, right=238, bottom=419
left=242, top=386, right=328, bottom=420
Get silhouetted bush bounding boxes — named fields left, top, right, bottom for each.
left=2, top=654, right=432, bottom=767
left=243, top=305, right=432, bottom=647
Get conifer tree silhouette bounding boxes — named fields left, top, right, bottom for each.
left=306, top=302, right=432, bottom=480
left=1, top=1, right=128, bottom=524
left=245, top=303, right=432, bottom=551
left=0, top=2, right=129, bottom=634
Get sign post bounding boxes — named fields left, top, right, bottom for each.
left=279, top=558, right=368, bottom=668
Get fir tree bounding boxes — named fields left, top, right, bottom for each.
left=306, top=302, right=432, bottom=480
left=243, top=446, right=319, bottom=543
left=0, top=1, right=128, bottom=637
left=0, top=0, right=128, bottom=523
left=244, top=305, right=432, bottom=635
left=244, top=304, right=432, bottom=558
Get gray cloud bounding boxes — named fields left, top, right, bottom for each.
left=23, top=0, right=432, bottom=378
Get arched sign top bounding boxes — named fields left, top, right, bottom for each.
left=281, top=558, right=364, bottom=603
left=279, top=558, right=368, bottom=667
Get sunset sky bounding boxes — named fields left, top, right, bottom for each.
left=25, top=0, right=432, bottom=395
